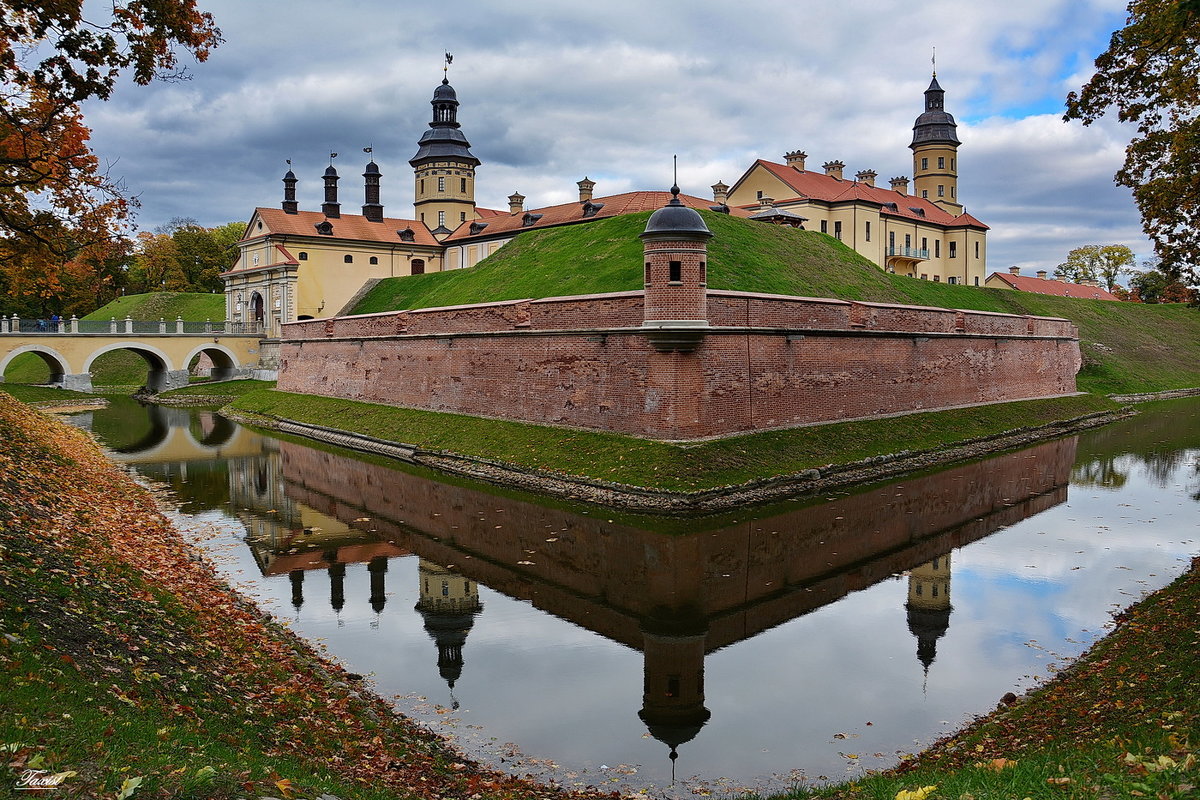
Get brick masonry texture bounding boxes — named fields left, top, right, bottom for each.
left=277, top=290, right=1082, bottom=440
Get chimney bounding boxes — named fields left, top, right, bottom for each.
left=1036, top=270, right=1048, bottom=280
left=711, top=180, right=729, bottom=205
left=362, top=161, right=383, bottom=222
left=282, top=169, right=298, bottom=214
left=823, top=160, right=845, bottom=180
left=1008, top=266, right=1021, bottom=275
left=889, top=176, right=910, bottom=194
left=757, top=196, right=775, bottom=212
left=321, top=166, right=340, bottom=218
left=855, top=169, right=877, bottom=187
left=784, top=150, right=807, bottom=170
left=508, top=191, right=525, bottom=214
left=577, top=176, right=595, bottom=203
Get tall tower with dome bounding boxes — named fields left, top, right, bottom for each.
left=910, top=73, right=963, bottom=215
left=410, top=59, right=480, bottom=238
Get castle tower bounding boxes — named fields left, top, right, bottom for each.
left=321, top=165, right=340, bottom=218
left=906, top=553, right=953, bottom=678
left=410, top=75, right=480, bottom=238
left=414, top=559, right=482, bottom=709
left=910, top=74, right=963, bottom=215
left=281, top=169, right=298, bottom=214
left=639, top=184, right=713, bottom=353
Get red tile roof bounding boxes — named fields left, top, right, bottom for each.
left=443, top=191, right=748, bottom=242
left=742, top=160, right=989, bottom=229
left=987, top=271, right=1121, bottom=301
left=240, top=207, right=440, bottom=247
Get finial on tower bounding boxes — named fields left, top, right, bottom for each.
left=932, top=46, right=937, bottom=77
left=443, top=51, right=453, bottom=83
left=670, top=154, right=681, bottom=204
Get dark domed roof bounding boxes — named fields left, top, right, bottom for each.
left=364, top=160, right=380, bottom=174
left=433, top=78, right=458, bottom=102
left=283, top=169, right=296, bottom=180
left=911, top=75, right=961, bottom=147
left=324, top=165, right=339, bottom=177
left=641, top=185, right=713, bottom=239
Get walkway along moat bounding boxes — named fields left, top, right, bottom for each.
left=68, top=397, right=1200, bottom=796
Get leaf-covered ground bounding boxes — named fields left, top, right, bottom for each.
left=0, top=394, right=611, bottom=800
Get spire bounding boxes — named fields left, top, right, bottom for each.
left=410, top=72, right=480, bottom=167
left=911, top=73, right=960, bottom=147
left=362, top=157, right=383, bottom=222
left=282, top=164, right=298, bottom=214
left=321, top=165, right=340, bottom=218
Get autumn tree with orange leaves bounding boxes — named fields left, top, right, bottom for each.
left=0, top=1, right=221, bottom=315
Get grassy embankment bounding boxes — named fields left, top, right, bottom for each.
left=3, top=292, right=225, bottom=388
left=351, top=211, right=1200, bottom=396
left=0, top=394, right=595, bottom=800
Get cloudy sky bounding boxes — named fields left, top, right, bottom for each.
left=82, top=0, right=1143, bottom=274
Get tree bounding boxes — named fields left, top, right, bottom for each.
left=0, top=2, right=221, bottom=268
left=1054, top=244, right=1136, bottom=288
left=1065, top=0, right=1200, bottom=285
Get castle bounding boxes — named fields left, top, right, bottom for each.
left=221, top=71, right=988, bottom=337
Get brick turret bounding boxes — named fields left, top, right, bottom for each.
left=639, top=184, right=712, bottom=353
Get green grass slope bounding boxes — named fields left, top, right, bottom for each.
left=350, top=211, right=1200, bottom=395
left=4, top=293, right=226, bottom=387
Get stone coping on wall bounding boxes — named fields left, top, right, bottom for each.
left=282, top=288, right=1077, bottom=342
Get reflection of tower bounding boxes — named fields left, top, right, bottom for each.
left=326, top=550, right=346, bottom=618
left=414, top=558, right=482, bottom=709
left=368, top=556, right=389, bottom=614
left=289, top=569, right=305, bottom=613
left=638, top=611, right=711, bottom=774
left=906, top=554, right=953, bottom=679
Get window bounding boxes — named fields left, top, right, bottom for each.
left=921, top=237, right=927, bottom=252
left=905, top=234, right=911, bottom=249
left=949, top=241, right=957, bottom=258
left=420, top=212, right=425, bottom=223
left=833, top=220, right=842, bottom=240
left=343, top=254, right=353, bottom=263
left=699, top=260, right=706, bottom=283
left=460, top=212, right=466, bottom=222
left=935, top=240, right=940, bottom=258
left=938, top=184, right=945, bottom=197
left=948, top=276, right=957, bottom=285
left=460, top=177, right=467, bottom=193
left=922, top=190, right=929, bottom=198
left=921, top=157, right=928, bottom=170
left=369, top=256, right=378, bottom=265
left=644, top=262, right=651, bottom=284
left=820, top=220, right=828, bottom=233
left=975, top=241, right=980, bottom=258
left=298, top=251, right=308, bottom=261
left=411, top=259, right=425, bottom=275
left=951, top=186, right=956, bottom=198
left=420, top=179, right=424, bottom=193
left=889, top=231, right=895, bottom=249
left=865, top=221, right=871, bottom=241
left=934, top=275, right=940, bottom=282
left=938, top=157, right=945, bottom=169
left=437, top=210, right=446, bottom=227
left=920, top=274, right=928, bottom=280
left=974, top=276, right=980, bottom=286
left=951, top=158, right=956, bottom=171
left=756, top=190, right=763, bottom=200
left=437, top=176, right=445, bottom=192
left=669, top=260, right=682, bottom=282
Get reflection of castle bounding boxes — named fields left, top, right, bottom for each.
left=414, top=558, right=482, bottom=708
left=275, top=435, right=1076, bottom=765
left=906, top=554, right=953, bottom=677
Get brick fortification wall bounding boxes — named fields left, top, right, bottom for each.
left=277, top=289, right=1082, bottom=440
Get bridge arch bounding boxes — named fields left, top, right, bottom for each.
left=182, top=343, right=244, bottom=382
left=83, top=342, right=186, bottom=393
left=0, top=344, right=72, bottom=385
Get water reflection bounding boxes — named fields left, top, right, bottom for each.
left=68, top=397, right=1200, bottom=794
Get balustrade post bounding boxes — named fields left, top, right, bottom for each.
left=204, top=318, right=213, bottom=333
left=124, top=316, right=132, bottom=334
left=12, top=315, right=20, bottom=333
left=57, top=318, right=65, bottom=333
left=175, top=316, right=184, bottom=334
left=158, top=317, right=166, bottom=334
left=1, top=316, right=8, bottom=334
left=70, top=315, right=79, bottom=334
left=110, top=317, right=117, bottom=334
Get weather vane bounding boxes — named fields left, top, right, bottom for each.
left=444, top=51, right=453, bottom=80
left=329, top=151, right=338, bottom=165
left=932, top=46, right=937, bottom=77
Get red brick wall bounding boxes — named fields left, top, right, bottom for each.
left=278, top=291, right=1081, bottom=440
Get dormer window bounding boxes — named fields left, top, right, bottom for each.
left=581, top=201, right=605, bottom=218
left=883, top=202, right=898, bottom=212
left=522, top=212, right=543, bottom=227
left=315, top=221, right=334, bottom=235
left=908, top=207, right=926, bottom=217
left=397, top=227, right=415, bottom=242
left=343, top=254, right=353, bottom=263
left=469, top=221, right=489, bottom=235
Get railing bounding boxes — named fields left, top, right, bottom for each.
left=887, top=246, right=930, bottom=260
left=0, top=315, right=264, bottom=336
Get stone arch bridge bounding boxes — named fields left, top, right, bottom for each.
left=0, top=317, right=267, bottom=393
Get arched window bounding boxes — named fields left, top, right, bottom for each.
left=411, top=259, right=425, bottom=275
left=369, top=256, right=378, bottom=265
left=298, top=251, right=308, bottom=261
left=343, top=254, right=353, bottom=263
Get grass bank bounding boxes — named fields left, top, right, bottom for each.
left=228, top=388, right=1118, bottom=494
left=794, top=558, right=1200, bottom=800
left=0, top=394, right=596, bottom=800
left=350, top=211, right=1200, bottom=396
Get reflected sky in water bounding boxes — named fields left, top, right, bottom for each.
left=68, top=397, right=1199, bottom=796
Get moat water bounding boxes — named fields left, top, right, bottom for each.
left=67, top=396, right=1200, bottom=797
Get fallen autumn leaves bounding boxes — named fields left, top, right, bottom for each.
left=0, top=395, right=611, bottom=800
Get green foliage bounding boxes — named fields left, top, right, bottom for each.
left=126, top=221, right=245, bottom=295
left=1055, top=243, right=1136, bottom=288
left=1065, top=0, right=1200, bottom=283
